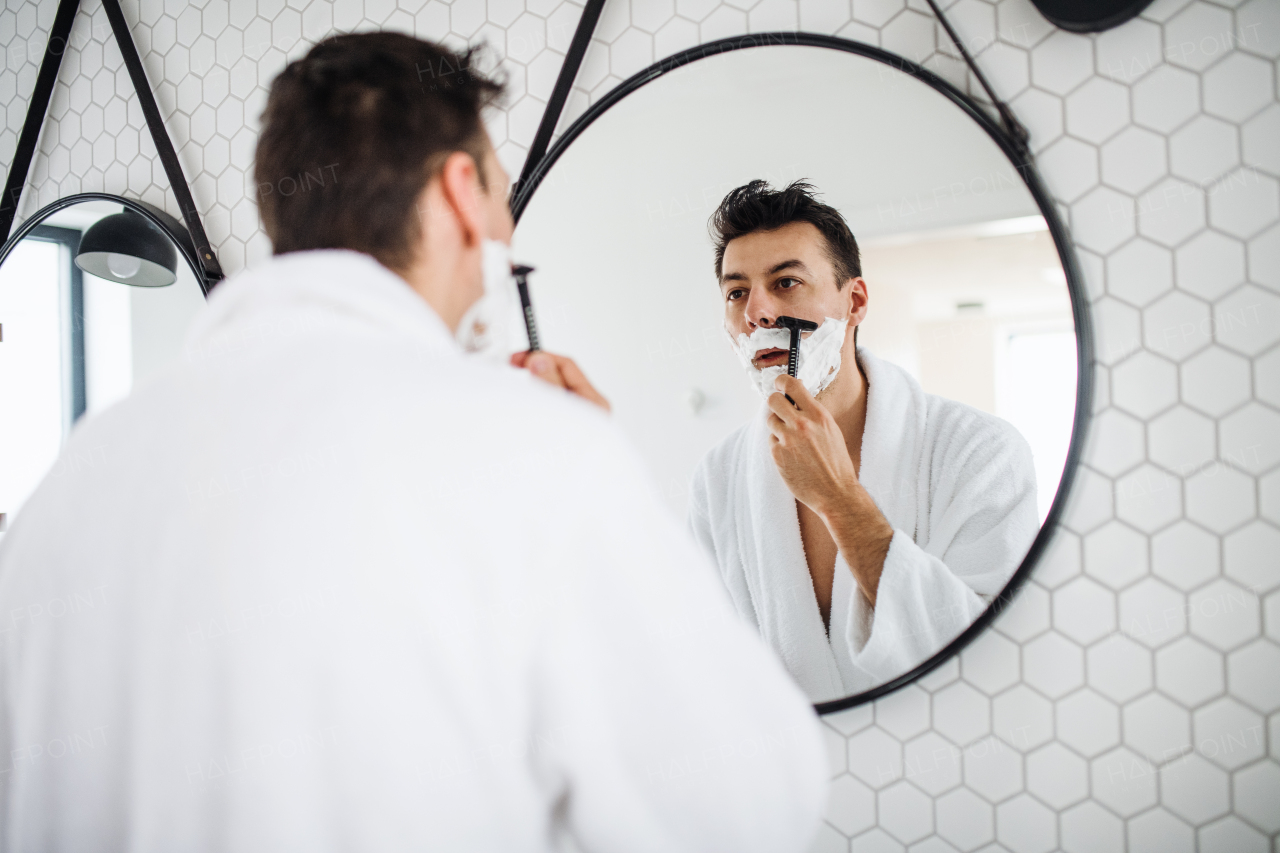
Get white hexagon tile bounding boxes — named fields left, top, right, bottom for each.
left=4, top=0, right=1279, bottom=850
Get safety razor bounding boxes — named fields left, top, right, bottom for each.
left=512, top=264, right=540, bottom=351
left=774, top=316, right=817, bottom=405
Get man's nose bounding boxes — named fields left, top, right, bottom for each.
left=744, top=290, right=778, bottom=330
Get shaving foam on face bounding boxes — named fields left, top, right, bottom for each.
left=725, top=316, right=848, bottom=399
left=455, top=239, right=525, bottom=363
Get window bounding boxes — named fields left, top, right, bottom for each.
left=0, top=227, right=84, bottom=525
left=996, top=325, right=1078, bottom=525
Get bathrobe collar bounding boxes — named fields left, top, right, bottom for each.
left=853, top=347, right=928, bottom=545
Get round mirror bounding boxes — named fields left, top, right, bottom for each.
left=512, top=38, right=1090, bottom=711
left=0, top=195, right=207, bottom=531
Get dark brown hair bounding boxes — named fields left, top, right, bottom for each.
left=254, top=32, right=504, bottom=272
left=710, top=180, right=861, bottom=287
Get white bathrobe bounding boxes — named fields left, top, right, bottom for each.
left=688, top=348, right=1038, bottom=703
left=0, top=250, right=826, bottom=852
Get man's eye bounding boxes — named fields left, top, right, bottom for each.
left=777, top=277, right=800, bottom=289
left=727, top=289, right=745, bottom=301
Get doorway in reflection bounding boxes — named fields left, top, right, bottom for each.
left=859, top=221, right=1077, bottom=524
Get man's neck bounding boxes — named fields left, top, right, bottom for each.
left=814, top=340, right=868, bottom=470
left=396, top=252, right=475, bottom=335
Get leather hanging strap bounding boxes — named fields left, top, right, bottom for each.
left=923, top=0, right=1031, bottom=157
left=0, top=0, right=81, bottom=243
left=511, top=0, right=607, bottom=204
left=100, top=0, right=223, bottom=287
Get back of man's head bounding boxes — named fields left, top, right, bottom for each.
left=709, top=180, right=861, bottom=286
left=255, top=32, right=504, bottom=274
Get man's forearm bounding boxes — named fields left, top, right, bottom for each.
left=816, top=482, right=894, bottom=607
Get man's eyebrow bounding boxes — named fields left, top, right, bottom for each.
left=720, top=260, right=810, bottom=287
left=768, top=259, right=809, bottom=276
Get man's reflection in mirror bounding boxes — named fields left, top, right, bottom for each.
left=687, top=180, right=1039, bottom=703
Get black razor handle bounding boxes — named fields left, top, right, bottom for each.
left=775, top=316, right=817, bottom=406
left=787, top=325, right=801, bottom=378
left=513, top=264, right=540, bottom=351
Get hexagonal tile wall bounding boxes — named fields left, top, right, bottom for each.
left=2, top=0, right=1276, bottom=851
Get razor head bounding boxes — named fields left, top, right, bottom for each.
left=774, top=316, right=816, bottom=379
left=512, top=264, right=535, bottom=280
left=775, top=315, right=818, bottom=333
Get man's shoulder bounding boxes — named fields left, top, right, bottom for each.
left=689, top=415, right=758, bottom=505
left=468, top=363, right=618, bottom=442
left=923, top=391, right=1022, bottom=440
left=89, top=349, right=623, bottom=497
left=858, top=347, right=1028, bottom=464
left=921, top=392, right=1031, bottom=470
left=468, top=366, right=659, bottom=489
left=712, top=416, right=758, bottom=459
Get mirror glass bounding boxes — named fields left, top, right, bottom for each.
left=514, top=45, right=1079, bottom=705
left=0, top=199, right=206, bottom=530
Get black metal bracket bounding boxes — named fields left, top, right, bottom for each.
left=0, top=0, right=224, bottom=291
left=0, top=0, right=79, bottom=243
left=510, top=0, right=607, bottom=205
left=924, top=0, right=1031, bottom=156
left=100, top=0, right=223, bottom=288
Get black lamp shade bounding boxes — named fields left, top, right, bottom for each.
left=1029, top=0, right=1156, bottom=32
left=74, top=207, right=178, bottom=287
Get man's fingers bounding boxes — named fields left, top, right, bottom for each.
left=765, top=412, right=792, bottom=443
left=522, top=351, right=611, bottom=412
left=556, top=356, right=611, bottom=412
left=774, top=373, right=816, bottom=409
left=526, top=352, right=567, bottom=389
left=765, top=389, right=800, bottom=424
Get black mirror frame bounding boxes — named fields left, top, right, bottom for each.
left=0, top=192, right=210, bottom=296
left=510, top=31, right=1096, bottom=715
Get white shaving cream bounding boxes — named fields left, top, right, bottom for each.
left=455, top=239, right=527, bottom=364
left=726, top=316, right=848, bottom=399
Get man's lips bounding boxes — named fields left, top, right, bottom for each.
left=752, top=348, right=788, bottom=368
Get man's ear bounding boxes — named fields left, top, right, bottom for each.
left=846, top=276, right=870, bottom=326
left=436, top=151, right=485, bottom=249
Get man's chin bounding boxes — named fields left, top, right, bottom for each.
left=742, top=364, right=841, bottom=400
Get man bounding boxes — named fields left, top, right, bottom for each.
left=0, top=36, right=826, bottom=850
left=689, top=180, right=1038, bottom=703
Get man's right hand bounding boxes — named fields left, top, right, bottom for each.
left=511, top=350, right=611, bottom=413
